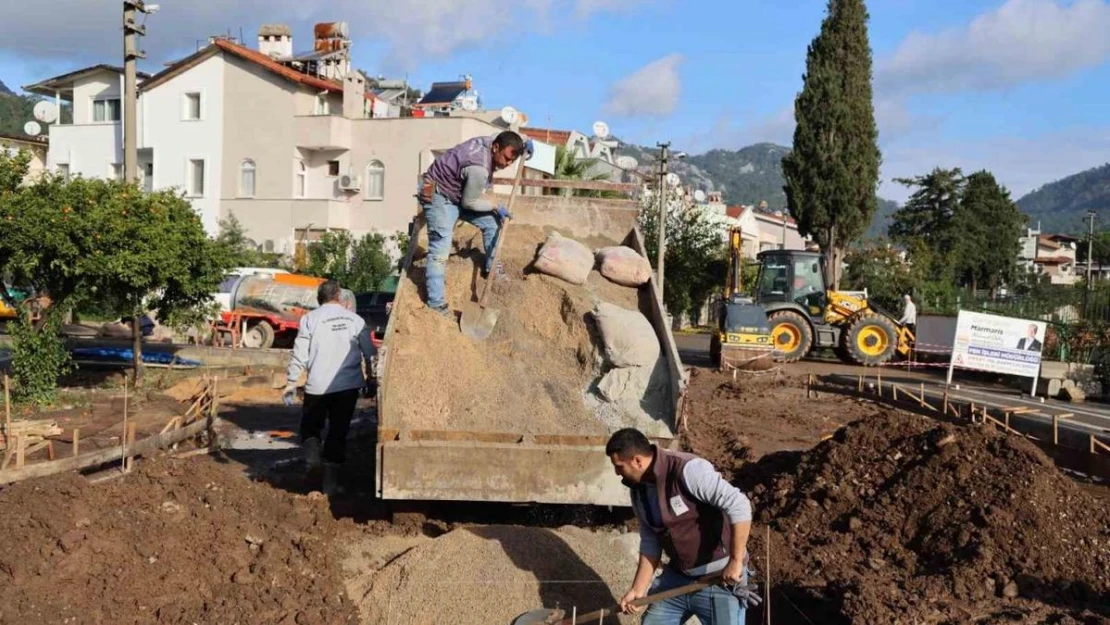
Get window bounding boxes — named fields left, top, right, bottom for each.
left=327, top=160, right=340, bottom=177
left=295, top=160, right=306, bottom=198
left=183, top=93, right=202, bottom=120
left=111, top=163, right=123, bottom=180
left=239, top=159, right=256, bottom=197
left=314, top=94, right=330, bottom=115
left=141, top=163, right=153, bottom=193
left=365, top=160, right=384, bottom=200
left=93, top=98, right=121, bottom=122
left=188, top=159, right=205, bottom=197
left=57, top=163, right=70, bottom=180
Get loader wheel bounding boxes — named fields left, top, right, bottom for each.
left=243, top=320, right=276, bottom=349
left=768, top=311, right=812, bottom=363
left=845, top=313, right=898, bottom=366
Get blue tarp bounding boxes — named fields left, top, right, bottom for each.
left=71, top=347, right=201, bottom=367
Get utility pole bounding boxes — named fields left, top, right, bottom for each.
left=656, top=142, right=670, bottom=301
left=123, top=1, right=153, bottom=183
left=1087, top=210, right=1098, bottom=289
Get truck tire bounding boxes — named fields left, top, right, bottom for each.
left=768, top=310, right=812, bottom=363
left=243, top=320, right=276, bottom=349
left=844, top=313, right=898, bottom=366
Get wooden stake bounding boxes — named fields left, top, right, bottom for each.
left=124, top=422, right=137, bottom=472
left=72, top=428, right=80, bottom=457
left=892, top=384, right=898, bottom=401
left=1005, top=412, right=1011, bottom=432
left=858, top=375, right=863, bottom=392
left=4, top=374, right=10, bottom=448
left=920, top=383, right=927, bottom=408
left=876, top=373, right=882, bottom=397
left=765, top=524, right=771, bottom=625
left=121, top=377, right=129, bottom=473
left=15, top=434, right=25, bottom=469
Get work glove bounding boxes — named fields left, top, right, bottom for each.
left=523, top=139, right=535, bottom=160
left=724, top=580, right=762, bottom=608
left=495, top=204, right=512, bottom=221
left=282, top=384, right=297, bottom=406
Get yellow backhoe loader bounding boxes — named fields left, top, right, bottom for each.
left=709, top=228, right=774, bottom=371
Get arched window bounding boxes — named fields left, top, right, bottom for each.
left=295, top=160, right=306, bottom=198
left=239, top=159, right=256, bottom=197
left=365, top=160, right=384, bottom=200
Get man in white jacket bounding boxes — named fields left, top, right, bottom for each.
left=283, top=280, right=376, bottom=494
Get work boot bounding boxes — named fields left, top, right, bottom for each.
left=430, top=305, right=452, bottom=319
left=303, top=437, right=322, bottom=471
left=322, top=462, right=344, bottom=496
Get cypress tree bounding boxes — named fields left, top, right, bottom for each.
left=782, top=0, right=881, bottom=289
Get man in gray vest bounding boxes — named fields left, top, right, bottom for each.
left=418, top=130, right=531, bottom=316
left=606, top=428, right=754, bottom=624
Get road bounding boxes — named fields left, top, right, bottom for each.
left=674, top=331, right=1110, bottom=438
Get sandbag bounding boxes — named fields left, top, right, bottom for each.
left=533, top=232, right=594, bottom=285
left=592, top=302, right=660, bottom=368
left=596, top=246, right=652, bottom=287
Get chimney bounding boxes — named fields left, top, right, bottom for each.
left=258, top=24, right=292, bottom=59
left=344, top=73, right=366, bottom=119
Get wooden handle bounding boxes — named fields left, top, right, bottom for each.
left=555, top=575, right=720, bottom=624
left=476, top=154, right=527, bottom=306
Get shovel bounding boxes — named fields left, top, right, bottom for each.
left=510, top=574, right=721, bottom=625
left=458, top=149, right=527, bottom=341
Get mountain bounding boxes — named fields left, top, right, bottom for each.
left=1015, top=163, right=1110, bottom=234
left=0, top=80, right=15, bottom=97
left=615, top=140, right=898, bottom=238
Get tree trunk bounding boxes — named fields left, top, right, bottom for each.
left=131, top=303, right=144, bottom=387
left=826, top=223, right=841, bottom=291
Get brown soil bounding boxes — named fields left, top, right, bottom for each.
left=354, top=525, right=638, bottom=625
left=0, top=454, right=361, bottom=625
left=681, top=367, right=884, bottom=479
left=741, top=411, right=1110, bottom=624
left=384, top=222, right=672, bottom=437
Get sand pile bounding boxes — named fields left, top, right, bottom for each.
left=0, top=455, right=359, bottom=625
left=384, top=222, right=672, bottom=437
left=358, top=525, right=639, bottom=625
left=745, top=412, right=1110, bottom=624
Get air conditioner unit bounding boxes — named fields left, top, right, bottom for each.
left=339, top=173, right=361, bottom=191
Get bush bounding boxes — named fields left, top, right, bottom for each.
left=7, top=313, right=73, bottom=405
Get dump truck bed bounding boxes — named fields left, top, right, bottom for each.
left=375, top=193, right=686, bottom=506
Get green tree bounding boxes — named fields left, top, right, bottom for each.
left=552, top=145, right=612, bottom=198
left=781, top=0, right=881, bottom=289
left=0, top=147, right=32, bottom=194
left=305, top=231, right=394, bottom=293
left=638, top=187, right=726, bottom=320
left=0, top=173, right=234, bottom=385
left=889, top=168, right=965, bottom=251
left=956, top=171, right=1024, bottom=296
left=1077, top=231, right=1110, bottom=264
left=216, top=212, right=286, bottom=268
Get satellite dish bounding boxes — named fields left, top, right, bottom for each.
left=460, top=98, right=478, bottom=112
left=666, top=172, right=680, bottom=188
left=23, top=121, right=42, bottom=137
left=592, top=120, right=610, bottom=139
left=694, top=189, right=707, bottom=203
left=616, top=155, right=639, bottom=170
left=500, top=106, right=518, bottom=125
left=33, top=101, right=58, bottom=124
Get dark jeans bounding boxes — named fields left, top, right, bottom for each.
left=301, top=388, right=360, bottom=464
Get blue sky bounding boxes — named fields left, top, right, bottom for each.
left=1, top=0, right=1108, bottom=202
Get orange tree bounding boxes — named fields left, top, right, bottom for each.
left=0, top=168, right=233, bottom=391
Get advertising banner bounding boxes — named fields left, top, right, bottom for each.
left=949, top=310, right=1046, bottom=380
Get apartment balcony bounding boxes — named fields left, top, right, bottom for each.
left=295, top=114, right=350, bottom=151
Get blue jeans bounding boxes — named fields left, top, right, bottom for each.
left=422, top=192, right=501, bottom=310
left=642, top=567, right=746, bottom=625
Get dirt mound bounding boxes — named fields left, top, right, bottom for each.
left=0, top=455, right=359, bottom=625
left=680, top=368, right=879, bottom=478
left=357, top=525, right=638, bottom=625
left=746, top=412, right=1110, bottom=624
left=384, top=222, right=672, bottom=437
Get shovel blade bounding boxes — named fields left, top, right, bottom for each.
left=458, top=301, right=501, bottom=341
left=510, top=608, right=564, bottom=625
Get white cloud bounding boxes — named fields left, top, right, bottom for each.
left=603, top=54, right=684, bottom=118
left=877, top=0, right=1110, bottom=96
left=0, top=0, right=647, bottom=74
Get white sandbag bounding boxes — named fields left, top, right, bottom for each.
left=596, top=246, right=652, bottom=287
left=592, top=302, right=660, bottom=368
left=533, top=232, right=595, bottom=285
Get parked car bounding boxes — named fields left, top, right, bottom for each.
left=355, top=291, right=396, bottom=336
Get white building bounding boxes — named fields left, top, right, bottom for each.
left=25, top=25, right=554, bottom=254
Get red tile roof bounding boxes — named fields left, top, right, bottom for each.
left=142, top=39, right=374, bottom=102
left=520, top=127, right=572, bottom=145
left=1035, top=255, right=1073, bottom=265
left=1037, top=235, right=1062, bottom=250
left=754, top=210, right=797, bottom=226
left=725, top=205, right=747, bottom=219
